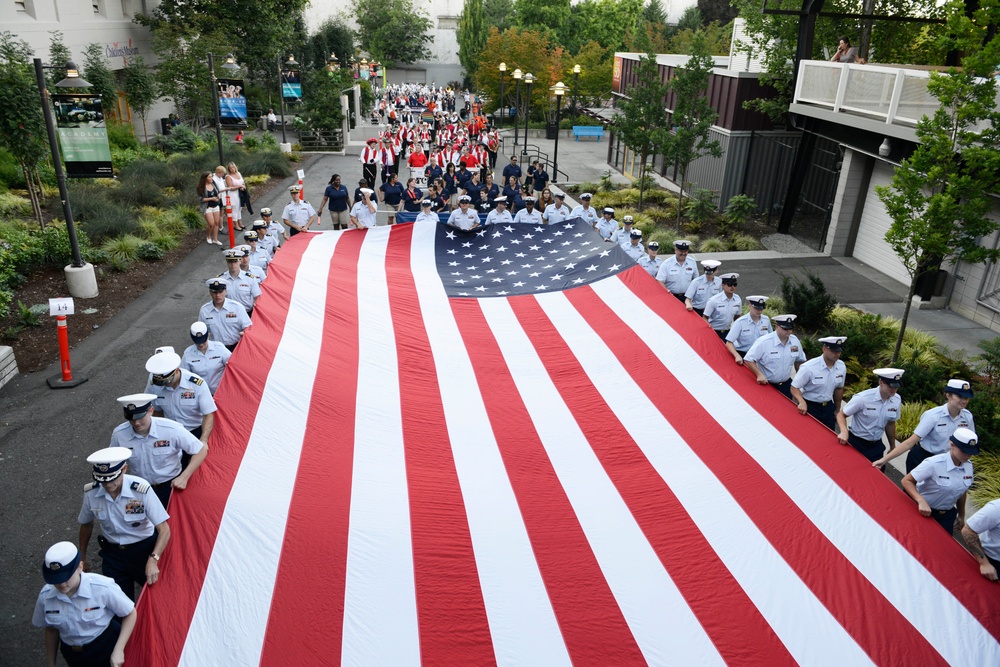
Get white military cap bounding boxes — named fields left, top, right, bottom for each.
left=818, top=336, right=847, bottom=350
left=359, top=187, right=374, bottom=195
left=190, top=321, right=209, bottom=342
left=950, top=427, right=980, bottom=454
left=873, top=368, right=904, bottom=386
left=701, top=259, right=722, bottom=270
left=720, top=272, right=739, bottom=284
left=494, top=195, right=507, bottom=203
left=154, top=346, right=175, bottom=355
left=117, top=393, right=158, bottom=419
left=945, top=378, right=974, bottom=397
left=43, top=542, right=81, bottom=584
left=87, top=446, right=133, bottom=482
left=630, top=229, right=643, bottom=238
left=145, top=350, right=182, bottom=375
left=746, top=295, right=768, bottom=308
left=581, top=192, right=593, bottom=199
left=773, top=314, right=797, bottom=328
left=603, top=207, right=615, bottom=214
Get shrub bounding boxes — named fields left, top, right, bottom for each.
left=119, top=158, right=171, bottom=184
left=724, top=194, right=756, bottom=231
left=599, top=170, right=616, bottom=192
left=728, top=233, right=762, bottom=251
left=137, top=241, right=165, bottom=260
left=115, top=177, right=165, bottom=208
left=101, top=234, right=144, bottom=265
left=685, top=188, right=717, bottom=224
left=161, top=124, right=199, bottom=153
left=85, top=247, right=111, bottom=266
left=240, top=150, right=292, bottom=177
left=0, top=148, right=27, bottom=189
left=17, top=300, right=43, bottom=327
left=68, top=185, right=139, bottom=241
left=648, top=228, right=677, bottom=249
left=698, top=237, right=728, bottom=253
left=175, top=204, right=205, bottom=230
left=259, top=132, right=278, bottom=150
left=106, top=121, right=141, bottom=151
left=895, top=401, right=936, bottom=441
left=149, top=232, right=180, bottom=251
left=971, top=452, right=1000, bottom=505
left=242, top=134, right=260, bottom=151
left=779, top=271, right=835, bottom=333
left=0, top=192, right=32, bottom=217
left=827, top=307, right=896, bottom=371
left=643, top=206, right=675, bottom=224
left=244, top=174, right=269, bottom=187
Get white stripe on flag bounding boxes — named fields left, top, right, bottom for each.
left=341, top=226, right=420, bottom=666
left=408, top=222, right=573, bottom=666
left=535, top=290, right=875, bottom=665
left=478, top=296, right=726, bottom=667
left=592, top=276, right=1000, bottom=665
left=179, top=233, right=340, bottom=666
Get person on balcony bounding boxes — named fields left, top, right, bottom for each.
left=831, top=37, right=865, bottom=64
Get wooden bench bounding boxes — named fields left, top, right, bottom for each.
left=573, top=125, right=605, bottom=142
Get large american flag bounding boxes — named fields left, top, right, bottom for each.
left=128, top=220, right=1000, bottom=665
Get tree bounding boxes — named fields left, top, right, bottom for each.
left=298, top=68, right=350, bottom=134
left=611, top=52, right=672, bottom=209
left=458, top=0, right=488, bottom=80
left=0, top=32, right=48, bottom=225
left=354, top=0, right=433, bottom=68
left=571, top=40, right=614, bottom=107
left=698, top=0, right=738, bottom=26
left=676, top=6, right=703, bottom=31
left=81, top=43, right=118, bottom=116
left=303, top=18, right=355, bottom=71
left=474, top=27, right=558, bottom=117
left=514, top=0, right=571, bottom=38
left=47, top=32, right=73, bottom=91
left=122, top=57, right=158, bottom=145
left=874, top=0, right=1000, bottom=364
left=562, top=0, right=644, bottom=54
left=483, top=0, right=514, bottom=32
left=643, top=0, right=666, bottom=25
left=669, top=20, right=733, bottom=56
left=666, top=32, right=722, bottom=227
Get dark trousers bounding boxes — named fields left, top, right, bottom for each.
left=770, top=380, right=793, bottom=400
left=693, top=307, right=705, bottom=317
left=60, top=618, right=121, bottom=667
left=381, top=165, right=392, bottom=184
left=99, top=534, right=156, bottom=600
left=715, top=329, right=729, bottom=341
left=848, top=432, right=886, bottom=463
left=362, top=163, right=377, bottom=189
left=906, top=445, right=935, bottom=474
left=931, top=507, right=958, bottom=534
left=671, top=292, right=686, bottom=303
left=152, top=481, right=172, bottom=510
left=805, top=399, right=837, bottom=431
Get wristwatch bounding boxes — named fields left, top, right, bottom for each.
left=149, top=553, right=160, bottom=561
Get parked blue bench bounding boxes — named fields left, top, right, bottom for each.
left=573, top=125, right=605, bottom=142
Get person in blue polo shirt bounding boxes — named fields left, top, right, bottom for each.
left=791, top=335, right=848, bottom=430
left=835, top=367, right=903, bottom=466
left=902, top=427, right=978, bottom=534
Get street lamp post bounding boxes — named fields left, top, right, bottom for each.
left=278, top=54, right=298, bottom=148
left=572, top=64, right=581, bottom=125
left=497, top=62, right=507, bottom=129
left=32, top=58, right=98, bottom=300
left=209, top=52, right=240, bottom=167
left=512, top=68, right=522, bottom=147
left=521, top=72, right=535, bottom=161
left=550, top=81, right=568, bottom=184
left=327, top=52, right=339, bottom=74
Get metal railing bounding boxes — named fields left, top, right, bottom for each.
left=297, top=129, right=344, bottom=152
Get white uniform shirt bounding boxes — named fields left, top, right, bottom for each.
left=266, top=221, right=285, bottom=248
left=637, top=254, right=663, bottom=278
left=570, top=205, right=599, bottom=226
left=144, top=369, right=217, bottom=431
left=249, top=245, right=271, bottom=270
left=744, top=332, right=806, bottom=383
left=78, top=474, right=169, bottom=544
left=33, top=573, right=135, bottom=646
left=911, top=452, right=973, bottom=510
left=840, top=386, right=901, bottom=440
left=199, top=298, right=252, bottom=346
left=350, top=200, right=378, bottom=228
left=109, top=417, right=204, bottom=484
left=246, top=262, right=267, bottom=284
left=448, top=208, right=480, bottom=230
left=595, top=217, right=617, bottom=239
left=609, top=227, right=635, bottom=248
left=217, top=270, right=260, bottom=312
left=656, top=255, right=699, bottom=294
left=485, top=208, right=513, bottom=225
left=912, top=404, right=975, bottom=455
left=684, top=275, right=722, bottom=309
left=181, top=340, right=231, bottom=394
left=543, top=203, right=570, bottom=225
left=725, top=313, right=773, bottom=352
left=704, top=293, right=742, bottom=331
left=258, top=233, right=278, bottom=256
left=414, top=211, right=440, bottom=224
left=967, top=499, right=1000, bottom=560
left=623, top=243, right=645, bottom=262
left=791, top=356, right=847, bottom=403
left=513, top=208, right=542, bottom=225
left=281, top=200, right=316, bottom=228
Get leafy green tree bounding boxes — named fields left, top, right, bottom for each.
left=514, top=0, right=571, bottom=38
left=81, top=43, right=118, bottom=115
left=669, top=21, right=733, bottom=56
left=0, top=32, right=48, bottom=225
left=666, top=33, right=722, bottom=227
left=484, top=0, right=514, bottom=31
left=354, top=0, right=433, bottom=67
left=874, top=0, right=1000, bottom=364
left=47, top=31, right=73, bottom=91
left=298, top=68, right=350, bottom=134
left=611, top=52, right=672, bottom=209
left=475, top=27, right=558, bottom=116
left=698, top=0, right=738, bottom=26
left=304, top=18, right=355, bottom=71
left=122, top=57, right=158, bottom=145
left=459, top=0, right=488, bottom=80
left=570, top=40, right=614, bottom=106
left=643, top=0, right=667, bottom=24
left=676, top=6, right=704, bottom=31
left=562, top=0, right=644, bottom=54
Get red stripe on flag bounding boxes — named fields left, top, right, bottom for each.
left=258, top=231, right=366, bottom=663
left=503, top=295, right=796, bottom=666
left=619, top=267, right=1000, bottom=639
left=564, top=278, right=949, bottom=665
left=127, top=235, right=317, bottom=666
left=451, top=298, right=647, bottom=665
left=384, top=225, right=496, bottom=664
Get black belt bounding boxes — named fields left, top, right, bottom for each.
left=849, top=433, right=882, bottom=446
left=98, top=534, right=150, bottom=550
left=806, top=399, right=832, bottom=407
left=932, top=508, right=955, bottom=516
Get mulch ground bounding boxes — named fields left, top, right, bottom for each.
left=1, top=176, right=285, bottom=374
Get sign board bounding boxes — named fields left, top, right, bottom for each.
left=612, top=56, right=623, bottom=94
left=297, top=169, right=305, bottom=181
left=51, top=94, right=113, bottom=178
left=216, top=78, right=247, bottom=126
left=281, top=69, right=302, bottom=104
left=49, top=297, right=75, bottom=316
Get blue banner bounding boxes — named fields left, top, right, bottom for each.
left=216, top=78, right=247, bottom=125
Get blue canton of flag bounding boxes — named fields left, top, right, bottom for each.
left=435, top=218, right=633, bottom=298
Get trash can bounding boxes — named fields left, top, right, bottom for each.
left=160, top=118, right=171, bottom=135
left=545, top=120, right=559, bottom=140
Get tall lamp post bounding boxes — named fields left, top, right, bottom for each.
left=209, top=52, right=240, bottom=166
left=550, top=81, right=567, bottom=184
left=497, top=62, right=507, bottom=129
left=512, top=68, right=522, bottom=147
left=572, top=64, right=581, bottom=125
left=33, top=58, right=98, bottom=299
left=327, top=52, right=339, bottom=74
left=277, top=54, right=298, bottom=150
left=521, top=72, right=535, bottom=161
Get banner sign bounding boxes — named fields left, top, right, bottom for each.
left=217, top=78, right=247, bottom=125
left=281, top=69, right=302, bottom=103
left=612, top=56, right=623, bottom=94
left=51, top=94, right=113, bottom=178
